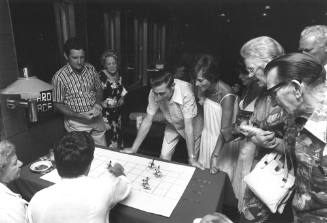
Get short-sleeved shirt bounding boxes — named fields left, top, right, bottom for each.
left=146, top=79, right=201, bottom=139
left=27, top=174, right=131, bottom=223
left=292, top=86, right=327, bottom=223
left=0, top=183, right=28, bottom=223
left=52, top=63, right=101, bottom=113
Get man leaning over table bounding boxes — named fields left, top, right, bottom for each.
left=27, top=131, right=131, bottom=223
left=52, top=37, right=107, bottom=146
left=123, top=70, right=204, bottom=169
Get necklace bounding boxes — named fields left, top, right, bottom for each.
left=205, top=81, right=220, bottom=103
left=104, top=70, right=118, bottom=83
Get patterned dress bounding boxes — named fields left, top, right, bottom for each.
left=232, top=97, right=257, bottom=205
left=241, top=94, right=289, bottom=223
left=292, top=86, right=327, bottom=223
left=99, top=71, right=127, bottom=149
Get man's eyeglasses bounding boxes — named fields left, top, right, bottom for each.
left=267, top=82, right=288, bottom=98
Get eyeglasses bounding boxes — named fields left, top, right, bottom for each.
left=267, top=82, right=288, bottom=98
left=245, top=66, right=261, bottom=77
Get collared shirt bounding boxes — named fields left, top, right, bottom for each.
left=0, top=183, right=28, bottom=223
left=146, top=79, right=201, bottom=139
left=52, top=63, right=101, bottom=113
left=292, top=86, right=327, bottom=223
left=27, top=174, right=131, bottom=223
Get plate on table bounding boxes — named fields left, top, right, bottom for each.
left=30, top=160, right=53, bottom=173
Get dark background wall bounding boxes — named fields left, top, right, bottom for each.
left=0, top=0, right=21, bottom=140
left=0, top=0, right=65, bottom=164
left=8, top=0, right=327, bottom=86
left=0, top=0, right=19, bottom=90
left=1, top=0, right=326, bottom=164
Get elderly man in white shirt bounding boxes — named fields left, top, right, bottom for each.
left=27, top=131, right=130, bottom=223
left=123, top=70, right=203, bottom=169
left=0, top=140, right=27, bottom=223
left=299, top=25, right=327, bottom=83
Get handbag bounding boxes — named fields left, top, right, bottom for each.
left=244, top=143, right=295, bottom=213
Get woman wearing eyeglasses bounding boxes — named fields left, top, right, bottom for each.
left=234, top=59, right=264, bottom=125
left=236, top=36, right=289, bottom=223
left=231, top=60, right=263, bottom=200
left=265, top=53, right=327, bottom=223
left=0, top=140, right=26, bottom=223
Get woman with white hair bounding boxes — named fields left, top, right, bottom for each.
left=0, top=140, right=26, bottom=223
left=99, top=50, right=128, bottom=149
left=234, top=36, right=289, bottom=222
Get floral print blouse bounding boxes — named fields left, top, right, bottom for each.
left=292, top=87, right=327, bottom=223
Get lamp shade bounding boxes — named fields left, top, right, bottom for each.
left=1, top=76, right=53, bottom=99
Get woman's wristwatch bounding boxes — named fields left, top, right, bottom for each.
left=189, top=154, right=196, bottom=161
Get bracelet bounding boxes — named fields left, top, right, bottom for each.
left=189, top=154, right=196, bottom=160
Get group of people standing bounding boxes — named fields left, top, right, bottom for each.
left=125, top=25, right=327, bottom=223
left=52, top=38, right=127, bottom=149
left=1, top=24, right=327, bottom=223
left=199, top=25, right=327, bottom=223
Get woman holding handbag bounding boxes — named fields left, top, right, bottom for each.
left=231, top=60, right=263, bottom=199
left=265, top=53, right=327, bottom=223
left=236, top=36, right=291, bottom=223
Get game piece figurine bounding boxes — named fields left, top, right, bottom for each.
left=107, top=161, right=112, bottom=169
left=154, top=165, right=162, bottom=178
left=148, top=159, right=155, bottom=169
left=142, top=177, right=150, bottom=190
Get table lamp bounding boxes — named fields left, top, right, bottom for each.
left=0, top=67, right=53, bottom=122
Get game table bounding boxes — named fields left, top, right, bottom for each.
left=15, top=148, right=233, bottom=223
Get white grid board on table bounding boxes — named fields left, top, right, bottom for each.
left=91, top=148, right=193, bottom=199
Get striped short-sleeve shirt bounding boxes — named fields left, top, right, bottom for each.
left=52, top=63, right=101, bottom=113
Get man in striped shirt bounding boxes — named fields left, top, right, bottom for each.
left=52, top=38, right=106, bottom=146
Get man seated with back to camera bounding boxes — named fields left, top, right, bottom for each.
left=27, top=131, right=131, bottom=223
left=123, top=70, right=204, bottom=169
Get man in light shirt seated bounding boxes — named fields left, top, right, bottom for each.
left=27, top=131, right=131, bottom=223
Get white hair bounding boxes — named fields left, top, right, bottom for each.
left=240, top=36, right=285, bottom=64
left=0, top=140, right=15, bottom=170
left=300, top=25, right=327, bottom=45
